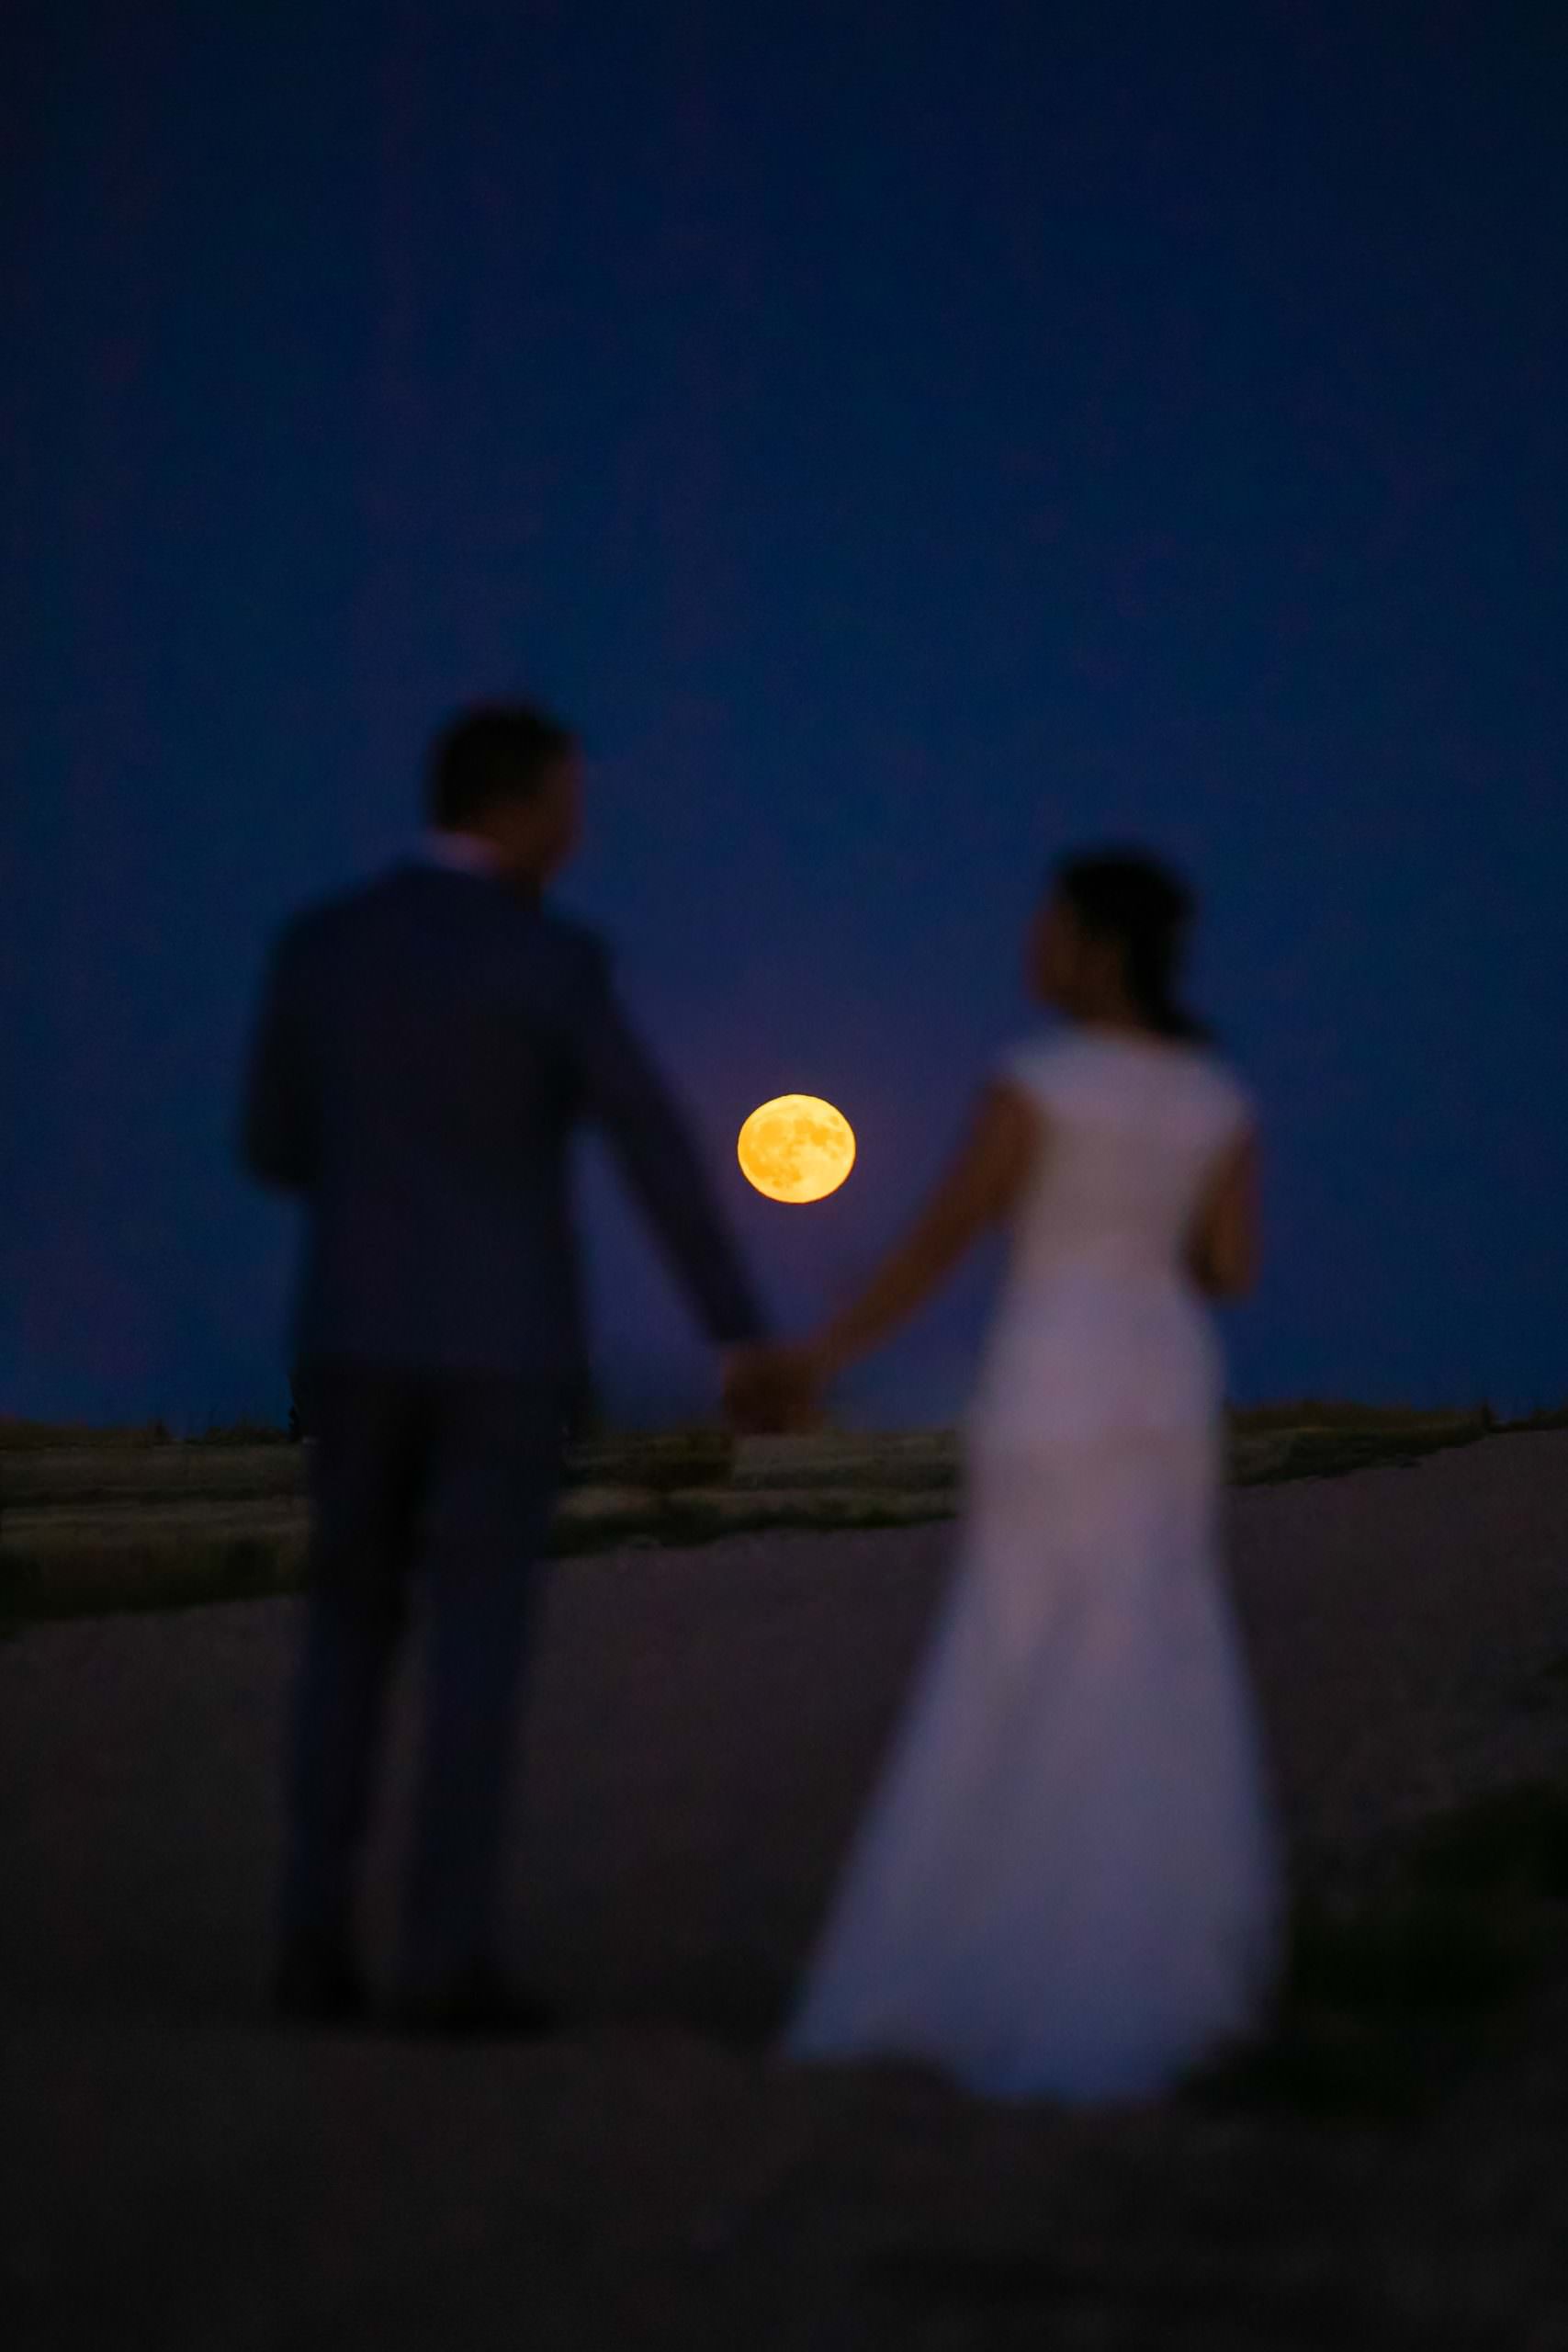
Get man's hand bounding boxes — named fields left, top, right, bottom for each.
left=721, top=1343, right=823, bottom=1435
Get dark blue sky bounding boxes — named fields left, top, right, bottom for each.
left=3, top=3, right=1565, bottom=1428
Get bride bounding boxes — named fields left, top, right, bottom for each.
left=732, top=848, right=1285, bottom=2105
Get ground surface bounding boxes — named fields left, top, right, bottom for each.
left=7, top=1433, right=1568, bottom=2347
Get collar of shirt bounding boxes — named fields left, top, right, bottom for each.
left=421, top=829, right=506, bottom=876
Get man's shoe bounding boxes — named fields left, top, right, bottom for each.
left=273, top=1942, right=370, bottom=2027
left=397, top=1963, right=556, bottom=2040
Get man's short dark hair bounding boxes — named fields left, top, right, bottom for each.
left=425, top=702, right=577, bottom=831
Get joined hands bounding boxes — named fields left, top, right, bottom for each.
left=721, top=1340, right=827, bottom=1435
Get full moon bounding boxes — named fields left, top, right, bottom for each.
left=738, top=1094, right=856, bottom=1204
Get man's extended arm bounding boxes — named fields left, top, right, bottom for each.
left=240, top=928, right=319, bottom=1193
left=569, top=941, right=766, bottom=1347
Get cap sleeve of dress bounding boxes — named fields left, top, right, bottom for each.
left=1208, top=1058, right=1258, bottom=1148
left=993, top=1036, right=1060, bottom=1108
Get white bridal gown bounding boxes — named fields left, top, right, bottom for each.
left=784, top=1029, right=1285, bottom=2105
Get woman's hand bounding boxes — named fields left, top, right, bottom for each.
left=721, top=1341, right=826, bottom=1433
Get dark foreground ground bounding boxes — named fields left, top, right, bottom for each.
left=7, top=1434, right=1568, bottom=2348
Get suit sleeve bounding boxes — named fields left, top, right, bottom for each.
left=239, top=927, right=319, bottom=1193
left=568, top=940, right=767, bottom=1347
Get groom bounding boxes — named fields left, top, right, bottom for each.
left=241, top=701, right=778, bottom=2033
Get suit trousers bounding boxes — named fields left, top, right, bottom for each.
left=277, top=1361, right=565, bottom=1990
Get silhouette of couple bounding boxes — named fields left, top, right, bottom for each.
left=243, top=701, right=1281, bottom=2102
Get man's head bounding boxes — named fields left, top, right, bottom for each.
left=425, top=701, right=581, bottom=884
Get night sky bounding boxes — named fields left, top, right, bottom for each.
left=4, top=4, right=1565, bottom=1430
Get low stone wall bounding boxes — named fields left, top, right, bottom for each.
left=0, top=1419, right=1497, bottom=1623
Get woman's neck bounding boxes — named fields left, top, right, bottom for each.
left=1079, top=1019, right=1166, bottom=1044
left=1070, top=984, right=1156, bottom=1036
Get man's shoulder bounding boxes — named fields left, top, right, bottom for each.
left=267, top=871, right=400, bottom=966
left=267, top=870, right=613, bottom=995
left=531, top=901, right=609, bottom=978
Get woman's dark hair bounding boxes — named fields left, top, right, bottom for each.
left=1053, top=848, right=1212, bottom=1045
left=426, top=701, right=576, bottom=831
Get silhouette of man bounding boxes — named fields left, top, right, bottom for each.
left=241, top=703, right=768, bottom=2032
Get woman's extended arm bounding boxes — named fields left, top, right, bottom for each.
left=723, top=1082, right=1036, bottom=1429
left=813, top=1082, right=1036, bottom=1373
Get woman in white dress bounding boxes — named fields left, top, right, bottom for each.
left=748, top=849, right=1284, bottom=2106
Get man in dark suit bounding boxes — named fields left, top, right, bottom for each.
left=241, top=702, right=769, bottom=2033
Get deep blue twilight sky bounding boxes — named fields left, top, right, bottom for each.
left=3, top=3, right=1565, bottom=1429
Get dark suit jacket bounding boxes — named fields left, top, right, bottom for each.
left=241, top=860, right=765, bottom=1378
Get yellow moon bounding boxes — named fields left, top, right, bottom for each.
left=738, top=1094, right=856, bottom=1204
